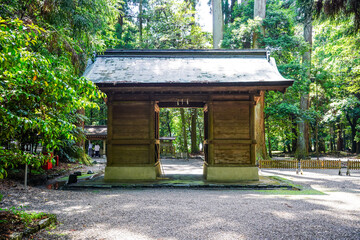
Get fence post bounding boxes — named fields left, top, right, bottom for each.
left=346, top=160, right=350, bottom=176
left=259, top=160, right=262, bottom=172
left=338, top=159, right=342, bottom=175
left=296, top=159, right=303, bottom=175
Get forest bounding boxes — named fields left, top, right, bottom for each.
left=1, top=0, right=360, bottom=178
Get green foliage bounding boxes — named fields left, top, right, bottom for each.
left=0, top=0, right=118, bottom=177
left=313, top=18, right=360, bottom=94
left=85, top=98, right=107, bottom=126
left=115, top=19, right=139, bottom=49
left=312, top=18, right=360, bottom=151
left=160, top=108, right=204, bottom=153
left=141, top=0, right=211, bottom=49
left=222, top=0, right=310, bottom=153
left=222, top=17, right=262, bottom=49
left=314, top=0, right=360, bottom=31
left=0, top=18, right=102, bottom=172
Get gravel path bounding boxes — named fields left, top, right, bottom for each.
left=1, top=161, right=360, bottom=240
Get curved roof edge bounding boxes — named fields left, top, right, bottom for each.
left=84, top=49, right=293, bottom=88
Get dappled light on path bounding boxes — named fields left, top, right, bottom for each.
left=160, top=158, right=204, bottom=176
left=1, top=168, right=360, bottom=239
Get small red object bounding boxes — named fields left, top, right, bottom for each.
left=42, top=152, right=53, bottom=170
left=42, top=160, right=52, bottom=170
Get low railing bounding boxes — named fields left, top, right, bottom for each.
left=346, top=160, right=360, bottom=175
left=300, top=160, right=341, bottom=169
left=259, top=160, right=297, bottom=169
left=259, top=159, right=360, bottom=176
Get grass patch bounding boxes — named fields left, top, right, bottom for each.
left=256, top=188, right=325, bottom=195
left=264, top=176, right=325, bottom=195
left=0, top=206, right=56, bottom=238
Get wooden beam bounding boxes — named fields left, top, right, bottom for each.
left=100, top=85, right=291, bottom=94
left=210, top=139, right=257, bottom=144
left=158, top=102, right=205, bottom=108
left=110, top=139, right=152, bottom=145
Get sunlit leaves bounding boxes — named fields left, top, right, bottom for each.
left=141, top=0, right=211, bottom=49
left=0, top=18, right=105, bottom=177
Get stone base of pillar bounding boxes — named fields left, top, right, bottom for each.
left=104, top=163, right=161, bottom=181
left=204, top=165, right=259, bottom=182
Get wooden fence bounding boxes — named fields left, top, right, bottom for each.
left=259, top=160, right=341, bottom=169
left=260, top=159, right=360, bottom=175
left=259, top=160, right=360, bottom=172
left=259, top=160, right=297, bottom=169
left=301, top=160, right=341, bottom=169
left=347, top=160, right=360, bottom=170
left=346, top=160, right=360, bottom=175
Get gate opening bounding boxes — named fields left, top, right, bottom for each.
left=158, top=107, right=205, bottom=179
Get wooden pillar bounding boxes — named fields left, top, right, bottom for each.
left=250, top=95, right=256, bottom=165
left=208, top=101, right=214, bottom=165
left=149, top=101, right=155, bottom=164
left=107, top=95, right=113, bottom=166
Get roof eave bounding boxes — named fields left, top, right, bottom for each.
left=95, top=81, right=294, bottom=88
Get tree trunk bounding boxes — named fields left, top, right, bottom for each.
left=165, top=110, right=172, bottom=137
left=287, top=140, right=291, bottom=153
left=180, top=108, right=189, bottom=159
left=253, top=0, right=266, bottom=48
left=212, top=0, right=223, bottom=48
left=307, top=123, right=311, bottom=153
left=76, top=108, right=85, bottom=154
left=254, top=0, right=266, bottom=19
left=224, top=0, right=230, bottom=24
left=297, top=6, right=312, bottom=160
left=297, top=94, right=309, bottom=159
left=331, top=123, right=336, bottom=151
left=191, top=109, right=198, bottom=154
left=351, top=124, right=357, bottom=153
left=266, top=118, right=272, bottom=158
left=346, top=114, right=359, bottom=153
left=336, top=123, right=343, bottom=151
left=139, top=0, right=143, bottom=43
left=291, top=115, right=297, bottom=153
left=255, top=92, right=267, bottom=159
left=253, top=0, right=267, bottom=158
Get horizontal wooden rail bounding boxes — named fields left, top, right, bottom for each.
left=301, top=160, right=341, bottom=169
left=259, top=160, right=297, bottom=169
left=347, top=160, right=360, bottom=170
left=259, top=160, right=341, bottom=169
left=347, top=160, right=360, bottom=176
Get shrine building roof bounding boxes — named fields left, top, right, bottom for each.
left=84, top=49, right=293, bottom=89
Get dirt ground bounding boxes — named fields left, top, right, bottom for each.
left=1, top=157, right=360, bottom=239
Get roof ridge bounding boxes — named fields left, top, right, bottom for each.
left=98, top=49, right=268, bottom=58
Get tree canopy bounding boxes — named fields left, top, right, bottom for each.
left=0, top=0, right=119, bottom=177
